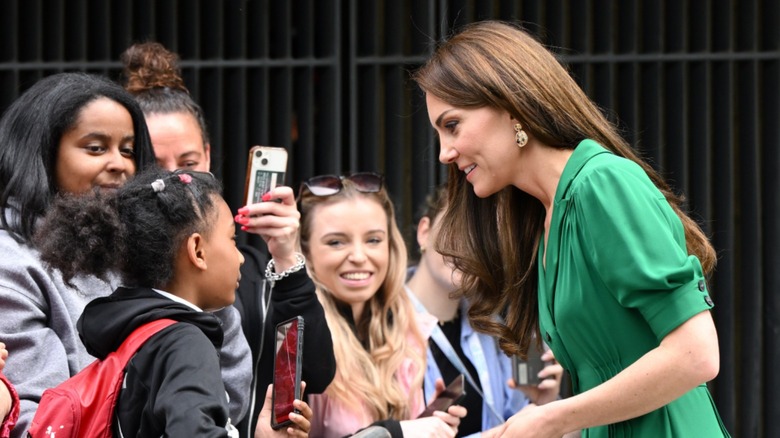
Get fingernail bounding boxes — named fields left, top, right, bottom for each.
left=241, top=225, right=248, bottom=231
left=261, top=193, right=272, bottom=202
left=238, top=207, right=249, bottom=215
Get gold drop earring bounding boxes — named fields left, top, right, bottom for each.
left=514, top=123, right=528, bottom=148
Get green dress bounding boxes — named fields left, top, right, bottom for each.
left=538, top=139, right=730, bottom=437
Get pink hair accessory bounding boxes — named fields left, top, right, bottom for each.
left=178, top=173, right=193, bottom=184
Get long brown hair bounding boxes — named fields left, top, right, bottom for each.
left=413, top=20, right=716, bottom=357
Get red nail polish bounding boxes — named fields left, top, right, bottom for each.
left=238, top=207, right=249, bottom=215
left=261, top=193, right=271, bottom=202
left=241, top=225, right=248, bottom=231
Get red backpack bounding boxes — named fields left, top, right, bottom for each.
left=27, top=319, right=177, bottom=438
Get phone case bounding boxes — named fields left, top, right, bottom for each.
left=512, top=347, right=547, bottom=386
left=271, top=316, right=304, bottom=430
left=416, top=374, right=466, bottom=418
left=243, top=145, right=288, bottom=205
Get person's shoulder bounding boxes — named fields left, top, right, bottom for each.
left=0, top=228, right=54, bottom=292
left=0, top=228, right=39, bottom=265
left=574, top=152, right=654, bottom=197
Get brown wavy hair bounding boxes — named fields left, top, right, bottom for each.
left=412, top=20, right=716, bottom=357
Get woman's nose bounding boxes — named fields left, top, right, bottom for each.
left=348, top=244, right=367, bottom=263
left=439, top=142, right=458, bottom=164
left=105, top=149, right=130, bottom=173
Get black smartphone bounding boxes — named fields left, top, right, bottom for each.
left=271, top=316, right=304, bottom=430
left=512, top=345, right=547, bottom=386
left=416, top=374, right=466, bottom=418
left=243, top=145, right=288, bottom=205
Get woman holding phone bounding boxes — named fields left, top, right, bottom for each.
left=120, top=41, right=335, bottom=437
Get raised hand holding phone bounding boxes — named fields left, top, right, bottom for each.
left=510, top=347, right=564, bottom=406
left=417, top=374, right=466, bottom=418
left=271, top=316, right=304, bottom=430
left=244, top=145, right=288, bottom=205
left=235, top=145, right=300, bottom=265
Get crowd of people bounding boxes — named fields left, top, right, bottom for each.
left=0, top=19, right=728, bottom=438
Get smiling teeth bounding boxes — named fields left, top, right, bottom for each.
left=343, top=272, right=370, bottom=280
left=464, top=164, right=476, bottom=175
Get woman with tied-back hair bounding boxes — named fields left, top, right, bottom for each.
left=120, top=41, right=335, bottom=437
left=414, top=21, right=729, bottom=437
left=121, top=41, right=212, bottom=171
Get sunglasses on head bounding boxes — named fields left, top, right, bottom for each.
left=300, top=172, right=384, bottom=197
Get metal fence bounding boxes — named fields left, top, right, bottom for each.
left=0, top=0, right=777, bottom=435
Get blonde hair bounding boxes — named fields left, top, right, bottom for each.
left=413, top=20, right=716, bottom=357
left=299, top=180, right=426, bottom=420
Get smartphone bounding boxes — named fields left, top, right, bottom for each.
left=416, top=374, right=466, bottom=418
left=512, top=345, right=547, bottom=386
left=271, top=316, right=304, bottom=430
left=243, top=145, right=288, bottom=205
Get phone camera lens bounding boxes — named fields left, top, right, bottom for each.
left=261, top=158, right=269, bottom=165
left=255, top=150, right=263, bottom=158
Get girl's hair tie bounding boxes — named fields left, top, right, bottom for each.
left=151, top=179, right=165, bottom=193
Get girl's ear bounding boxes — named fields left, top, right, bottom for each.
left=186, top=233, right=208, bottom=271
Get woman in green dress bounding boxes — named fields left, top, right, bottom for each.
left=413, top=20, right=730, bottom=437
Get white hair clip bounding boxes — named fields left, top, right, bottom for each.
left=151, top=179, right=166, bottom=193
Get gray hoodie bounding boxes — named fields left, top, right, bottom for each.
left=0, top=205, right=252, bottom=437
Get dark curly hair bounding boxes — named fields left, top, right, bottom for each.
left=34, top=167, right=223, bottom=288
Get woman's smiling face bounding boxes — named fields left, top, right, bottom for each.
left=426, top=93, right=519, bottom=198
left=55, top=97, right=136, bottom=194
left=306, top=196, right=390, bottom=321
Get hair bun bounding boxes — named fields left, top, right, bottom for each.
left=121, top=42, right=188, bottom=94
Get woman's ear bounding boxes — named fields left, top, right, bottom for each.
left=186, top=233, right=208, bottom=271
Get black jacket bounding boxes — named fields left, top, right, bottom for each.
left=233, top=244, right=336, bottom=437
left=78, top=286, right=234, bottom=437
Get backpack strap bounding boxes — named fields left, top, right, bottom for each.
left=114, top=319, right=178, bottom=363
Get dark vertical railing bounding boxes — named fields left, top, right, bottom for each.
left=0, top=1, right=776, bottom=434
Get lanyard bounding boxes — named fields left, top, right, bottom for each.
left=405, top=286, right=504, bottom=424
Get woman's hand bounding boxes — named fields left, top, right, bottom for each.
left=235, top=186, right=301, bottom=271
left=511, top=349, right=564, bottom=405
left=400, top=379, right=468, bottom=437
left=255, top=382, right=311, bottom=437
left=0, top=343, right=12, bottom=422
left=0, top=342, right=7, bottom=372
left=399, top=409, right=464, bottom=438
left=490, top=403, right=564, bottom=438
